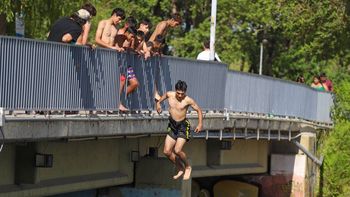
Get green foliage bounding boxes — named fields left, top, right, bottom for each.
left=0, top=0, right=14, bottom=21
left=322, top=121, right=350, bottom=197
left=319, top=79, right=350, bottom=196
left=333, top=79, right=350, bottom=121
left=2, top=0, right=350, bottom=81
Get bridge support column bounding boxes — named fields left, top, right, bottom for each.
left=268, top=129, right=318, bottom=197
left=298, top=131, right=318, bottom=197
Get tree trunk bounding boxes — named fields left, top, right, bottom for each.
left=240, top=56, right=245, bottom=71
left=153, top=0, right=162, bottom=17
left=0, top=14, right=7, bottom=35
left=172, top=0, right=178, bottom=14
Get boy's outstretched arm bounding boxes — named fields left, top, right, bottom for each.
left=156, top=92, right=169, bottom=114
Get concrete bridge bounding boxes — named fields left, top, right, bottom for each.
left=0, top=36, right=333, bottom=197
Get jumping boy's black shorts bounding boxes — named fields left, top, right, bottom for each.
left=167, top=117, right=191, bottom=141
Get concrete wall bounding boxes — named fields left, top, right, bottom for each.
left=184, top=139, right=207, bottom=166
left=36, top=140, right=122, bottom=181
left=0, top=136, right=288, bottom=197
left=221, top=140, right=268, bottom=166
left=0, top=144, right=15, bottom=186
left=0, top=139, right=137, bottom=196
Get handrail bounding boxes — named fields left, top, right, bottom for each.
left=0, top=36, right=333, bottom=123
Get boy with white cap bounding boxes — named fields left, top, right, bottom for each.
left=48, top=9, right=91, bottom=44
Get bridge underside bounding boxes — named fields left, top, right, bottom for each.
left=2, top=111, right=330, bottom=142
left=0, top=112, right=330, bottom=197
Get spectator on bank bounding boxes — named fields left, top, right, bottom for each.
left=197, top=40, right=222, bottom=62
left=143, top=13, right=182, bottom=59
left=296, top=75, right=305, bottom=83
left=319, top=72, right=333, bottom=92
left=76, top=3, right=97, bottom=45
left=311, top=75, right=328, bottom=91
left=95, top=8, right=125, bottom=50
left=47, top=10, right=90, bottom=44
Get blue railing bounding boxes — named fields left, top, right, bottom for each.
left=0, top=36, right=333, bottom=122
left=225, top=71, right=333, bottom=122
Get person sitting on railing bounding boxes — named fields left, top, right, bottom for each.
left=94, top=8, right=125, bottom=51
left=47, top=9, right=90, bottom=44
left=115, top=26, right=139, bottom=112
left=311, top=75, right=328, bottom=91
left=76, top=3, right=97, bottom=46
left=143, top=13, right=182, bottom=59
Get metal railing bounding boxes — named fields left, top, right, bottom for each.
left=0, top=36, right=333, bottom=123
left=225, top=71, right=333, bottom=123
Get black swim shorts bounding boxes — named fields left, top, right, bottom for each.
left=167, top=117, right=191, bottom=141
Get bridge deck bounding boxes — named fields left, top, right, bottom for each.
left=2, top=111, right=332, bottom=142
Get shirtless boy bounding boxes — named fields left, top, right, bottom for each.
left=156, top=80, right=203, bottom=180
left=117, top=27, right=140, bottom=111
left=95, top=8, right=125, bottom=51
left=146, top=13, right=182, bottom=101
left=143, top=13, right=182, bottom=59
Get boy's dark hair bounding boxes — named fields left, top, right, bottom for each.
left=203, top=40, right=210, bottom=49
left=81, top=3, right=96, bottom=17
left=171, top=13, right=182, bottom=23
left=126, top=16, right=137, bottom=28
left=71, top=13, right=87, bottom=26
left=126, top=26, right=137, bottom=35
left=111, top=8, right=125, bottom=19
left=175, top=80, right=187, bottom=92
left=136, top=30, right=145, bottom=39
left=139, top=18, right=152, bottom=29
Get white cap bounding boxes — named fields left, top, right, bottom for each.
left=77, top=9, right=91, bottom=20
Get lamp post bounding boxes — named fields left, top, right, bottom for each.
left=259, top=39, right=268, bottom=75
left=209, top=0, right=217, bottom=61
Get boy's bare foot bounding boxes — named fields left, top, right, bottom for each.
left=183, top=166, right=192, bottom=180
left=119, top=104, right=129, bottom=112
left=173, top=170, right=184, bottom=180
left=154, top=93, right=161, bottom=102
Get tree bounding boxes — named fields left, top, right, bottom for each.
left=171, top=0, right=350, bottom=79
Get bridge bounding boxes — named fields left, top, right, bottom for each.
left=0, top=36, right=333, bottom=197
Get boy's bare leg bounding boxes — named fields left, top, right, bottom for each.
left=174, top=138, right=192, bottom=180
left=119, top=78, right=139, bottom=112
left=127, top=78, right=139, bottom=94
left=173, top=156, right=184, bottom=179
left=119, top=78, right=128, bottom=111
left=164, top=135, right=186, bottom=179
left=163, top=135, right=177, bottom=161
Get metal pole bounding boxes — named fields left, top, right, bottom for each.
left=209, top=0, right=217, bottom=61
left=259, top=42, right=263, bottom=75
left=292, top=140, right=324, bottom=166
